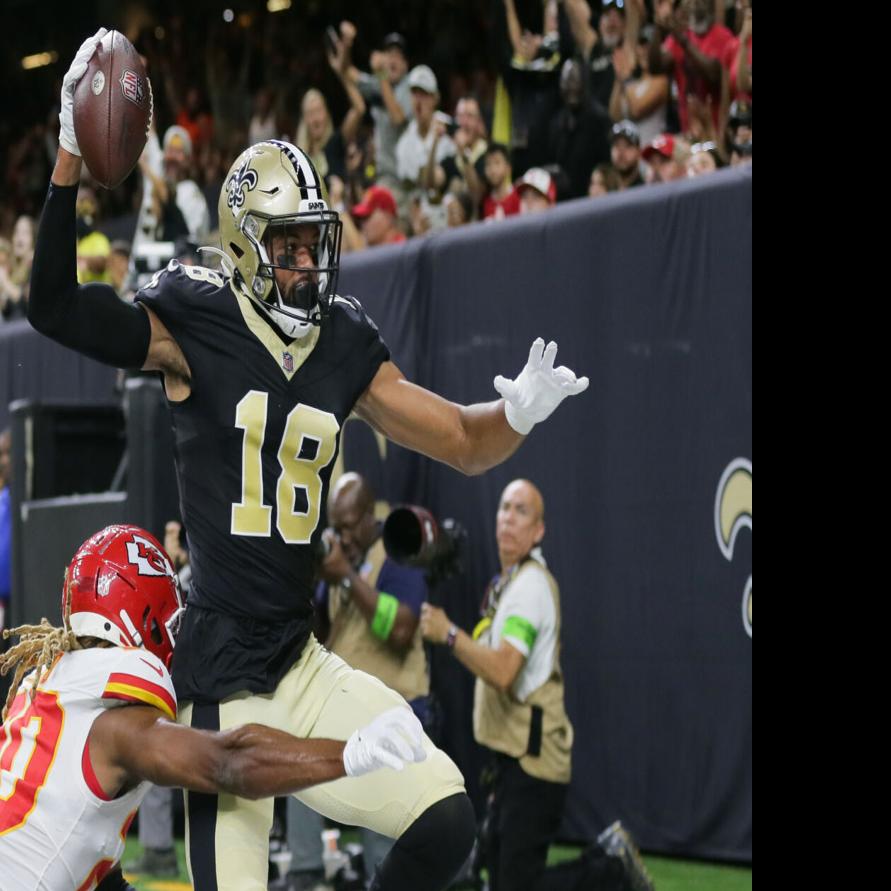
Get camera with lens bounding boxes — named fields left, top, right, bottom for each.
left=382, top=505, right=466, bottom=588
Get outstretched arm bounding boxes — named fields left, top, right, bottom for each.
left=90, top=704, right=426, bottom=800
left=355, top=361, right=522, bottom=477
left=356, top=340, right=588, bottom=476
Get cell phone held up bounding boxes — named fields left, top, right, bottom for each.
left=434, top=111, right=457, bottom=137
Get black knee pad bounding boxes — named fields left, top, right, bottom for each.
left=370, top=793, right=477, bottom=891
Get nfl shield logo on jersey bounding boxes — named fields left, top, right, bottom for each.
left=282, top=352, right=294, bottom=373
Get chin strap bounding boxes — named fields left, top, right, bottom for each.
left=292, top=279, right=321, bottom=313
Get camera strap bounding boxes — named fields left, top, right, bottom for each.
left=473, top=553, right=535, bottom=640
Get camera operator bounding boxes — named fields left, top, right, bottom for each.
left=421, top=478, right=572, bottom=891
left=320, top=472, right=432, bottom=721
left=282, top=472, right=432, bottom=890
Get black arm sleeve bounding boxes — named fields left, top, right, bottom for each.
left=28, top=182, right=152, bottom=369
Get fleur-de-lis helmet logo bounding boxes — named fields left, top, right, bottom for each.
left=226, top=159, right=258, bottom=210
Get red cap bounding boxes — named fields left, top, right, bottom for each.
left=642, top=134, right=676, bottom=161
left=352, top=185, right=398, bottom=219
left=515, top=168, right=557, bottom=204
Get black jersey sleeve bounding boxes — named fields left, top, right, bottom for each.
left=133, top=260, right=227, bottom=343
left=28, top=182, right=151, bottom=369
left=329, top=295, right=390, bottom=404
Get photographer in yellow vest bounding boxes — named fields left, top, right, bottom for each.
left=420, top=479, right=573, bottom=891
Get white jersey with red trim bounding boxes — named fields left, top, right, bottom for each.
left=0, top=646, right=177, bottom=890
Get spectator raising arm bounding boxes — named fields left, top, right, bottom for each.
left=422, top=115, right=451, bottom=195
left=369, top=49, right=409, bottom=128
left=649, top=0, right=677, bottom=74
left=666, top=5, right=723, bottom=87
left=328, top=23, right=367, bottom=146
left=609, top=43, right=669, bottom=125
left=562, top=0, right=598, bottom=59
left=503, top=0, right=527, bottom=59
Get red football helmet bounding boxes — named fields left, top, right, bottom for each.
left=63, top=524, right=185, bottom=668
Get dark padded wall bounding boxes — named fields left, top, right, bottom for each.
left=338, top=168, right=753, bottom=861
left=4, top=169, right=752, bottom=860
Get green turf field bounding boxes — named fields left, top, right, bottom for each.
left=122, top=838, right=752, bottom=891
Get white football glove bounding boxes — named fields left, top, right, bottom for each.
left=494, top=338, right=589, bottom=435
left=342, top=706, right=428, bottom=777
left=59, top=27, right=108, bottom=156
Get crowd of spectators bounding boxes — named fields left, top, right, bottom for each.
left=0, top=0, right=751, bottom=313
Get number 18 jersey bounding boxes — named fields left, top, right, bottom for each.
left=135, top=263, right=389, bottom=702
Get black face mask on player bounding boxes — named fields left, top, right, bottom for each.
left=218, top=141, right=344, bottom=341
left=259, top=218, right=342, bottom=319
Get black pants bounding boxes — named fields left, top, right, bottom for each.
left=484, top=755, right=568, bottom=891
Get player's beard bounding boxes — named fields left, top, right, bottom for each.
left=284, top=278, right=320, bottom=312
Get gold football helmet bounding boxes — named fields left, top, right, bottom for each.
left=218, top=140, right=342, bottom=339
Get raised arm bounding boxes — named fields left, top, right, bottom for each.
left=421, top=119, right=449, bottom=194
left=624, top=0, right=643, bottom=50
left=89, top=704, right=426, bottom=800
left=562, top=0, right=598, bottom=59
left=29, top=148, right=190, bottom=383
left=649, top=0, right=678, bottom=74
left=355, top=339, right=588, bottom=477
left=611, top=45, right=670, bottom=122
left=609, top=45, right=635, bottom=122
left=29, top=31, right=191, bottom=389
left=503, top=0, right=527, bottom=59
left=329, top=27, right=367, bottom=145
left=28, top=149, right=151, bottom=368
left=367, top=49, right=409, bottom=128
left=665, top=5, right=722, bottom=87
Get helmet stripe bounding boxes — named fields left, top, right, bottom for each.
left=266, top=139, right=321, bottom=202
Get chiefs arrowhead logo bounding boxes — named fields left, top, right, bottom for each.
left=126, top=534, right=175, bottom=579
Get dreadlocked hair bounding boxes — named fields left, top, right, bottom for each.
left=1, top=619, right=80, bottom=723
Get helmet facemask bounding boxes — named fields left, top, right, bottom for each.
left=246, top=213, right=342, bottom=338
left=220, top=141, right=344, bottom=342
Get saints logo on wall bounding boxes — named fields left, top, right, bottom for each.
left=714, top=458, right=752, bottom=637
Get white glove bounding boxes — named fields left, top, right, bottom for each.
left=494, top=338, right=589, bottom=435
left=59, top=27, right=108, bottom=156
left=342, top=706, right=428, bottom=777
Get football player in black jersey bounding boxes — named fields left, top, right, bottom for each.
left=28, top=30, right=589, bottom=891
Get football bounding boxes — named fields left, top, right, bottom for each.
left=73, top=30, right=152, bottom=189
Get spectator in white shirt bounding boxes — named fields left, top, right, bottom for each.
left=395, top=66, right=456, bottom=206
